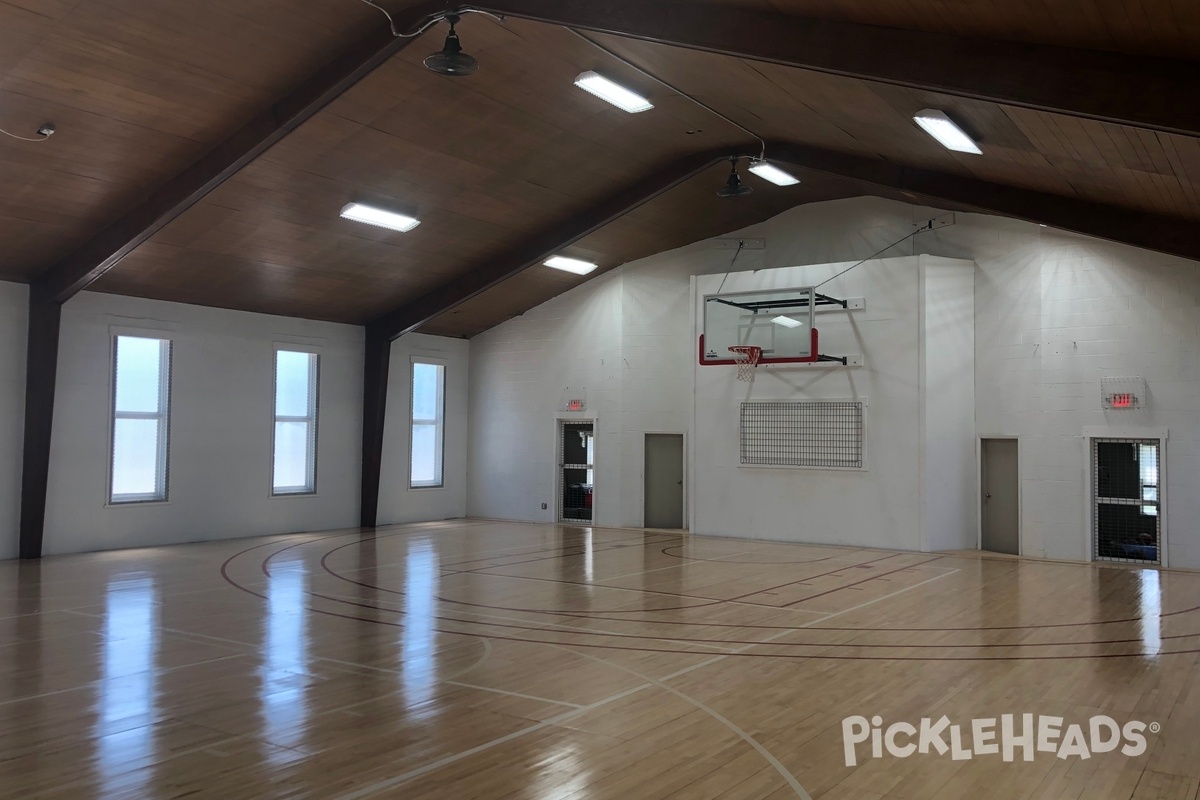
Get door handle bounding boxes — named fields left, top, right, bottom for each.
left=985, top=493, right=992, bottom=498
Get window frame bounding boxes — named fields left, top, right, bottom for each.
left=409, top=358, right=446, bottom=490
left=108, top=334, right=173, bottom=505
left=271, top=347, right=321, bottom=497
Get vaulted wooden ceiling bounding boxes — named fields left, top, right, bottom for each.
left=2, top=0, right=1199, bottom=338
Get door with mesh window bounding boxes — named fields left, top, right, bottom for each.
left=560, top=422, right=594, bottom=524
left=1093, top=438, right=1160, bottom=564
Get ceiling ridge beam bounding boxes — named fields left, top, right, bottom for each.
left=371, top=141, right=1200, bottom=342
left=31, top=0, right=456, bottom=306
left=368, top=148, right=742, bottom=340
left=762, top=141, right=1200, bottom=263
left=469, top=0, right=1200, bottom=139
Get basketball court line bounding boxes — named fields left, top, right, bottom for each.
left=782, top=555, right=946, bottom=607
left=0, top=650, right=244, bottom=708
left=597, top=552, right=755, bottom=582
left=309, top=590, right=746, bottom=654
left=336, top=682, right=657, bottom=800
left=338, top=565, right=960, bottom=798
left=442, top=681, right=585, bottom=709
left=725, top=552, right=905, bottom=603
left=229, top=539, right=1200, bottom=657
left=552, top=644, right=814, bottom=800
left=434, top=530, right=686, bottom=570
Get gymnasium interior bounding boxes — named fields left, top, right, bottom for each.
left=2, top=1, right=1200, bottom=798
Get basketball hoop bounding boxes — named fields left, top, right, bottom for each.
left=728, top=345, right=762, bottom=381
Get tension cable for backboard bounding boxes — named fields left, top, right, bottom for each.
left=815, top=219, right=936, bottom=288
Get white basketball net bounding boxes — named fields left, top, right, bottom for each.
left=729, top=346, right=761, bottom=382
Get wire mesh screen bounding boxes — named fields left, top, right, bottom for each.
left=1093, top=438, right=1160, bottom=564
left=740, top=401, right=864, bottom=468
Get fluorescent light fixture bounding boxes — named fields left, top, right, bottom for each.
left=748, top=160, right=800, bottom=186
left=574, top=71, right=653, bottom=114
left=340, top=202, right=421, bottom=233
left=913, top=109, right=982, bottom=155
left=545, top=256, right=599, bottom=275
left=771, top=315, right=803, bottom=328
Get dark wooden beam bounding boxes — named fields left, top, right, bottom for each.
left=370, top=148, right=734, bottom=340
left=18, top=299, right=62, bottom=559
left=360, top=331, right=392, bottom=529
left=473, top=0, right=1200, bottom=138
left=763, top=141, right=1200, bottom=264
left=369, top=139, right=1200, bottom=343
left=31, top=0, right=454, bottom=306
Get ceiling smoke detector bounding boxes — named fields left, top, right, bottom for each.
left=423, top=14, right=478, bottom=76
left=716, top=157, right=753, bottom=198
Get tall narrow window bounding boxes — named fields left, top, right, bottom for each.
left=110, top=335, right=172, bottom=503
left=273, top=350, right=319, bottom=495
left=410, top=361, right=445, bottom=488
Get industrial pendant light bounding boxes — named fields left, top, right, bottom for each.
left=423, top=14, right=478, bottom=76
left=716, top=157, right=753, bottom=198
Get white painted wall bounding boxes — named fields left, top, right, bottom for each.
left=921, top=261, right=978, bottom=552
left=691, top=256, right=975, bottom=552
left=468, top=272, right=626, bottom=523
left=379, top=333, right=470, bottom=525
left=468, top=196, right=1200, bottom=568
left=42, top=292, right=365, bottom=555
left=0, top=281, right=28, bottom=560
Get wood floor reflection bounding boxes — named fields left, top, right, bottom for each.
left=2, top=520, right=1198, bottom=799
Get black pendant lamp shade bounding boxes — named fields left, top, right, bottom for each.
left=424, top=14, right=479, bottom=76
left=717, top=157, right=753, bottom=198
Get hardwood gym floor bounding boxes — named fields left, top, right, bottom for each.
left=2, top=520, right=1198, bottom=799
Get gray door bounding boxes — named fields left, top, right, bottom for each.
left=644, top=434, right=684, bottom=528
left=981, top=439, right=1019, bottom=555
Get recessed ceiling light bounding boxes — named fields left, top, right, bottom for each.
left=544, top=256, right=599, bottom=275
left=771, top=315, right=803, bottom=328
left=340, top=203, right=420, bottom=233
left=574, top=71, right=653, bottom=114
left=912, top=109, right=982, bottom=155
left=748, top=160, right=800, bottom=186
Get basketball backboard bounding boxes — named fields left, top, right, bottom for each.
left=699, top=286, right=820, bottom=365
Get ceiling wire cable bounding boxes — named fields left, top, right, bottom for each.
left=815, top=220, right=935, bottom=288
left=564, top=27, right=767, bottom=162
left=360, top=0, right=438, bottom=37
left=361, top=1, right=506, bottom=38
left=0, top=126, right=50, bottom=142
left=714, top=240, right=745, bottom=295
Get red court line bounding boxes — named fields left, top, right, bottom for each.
left=784, top=556, right=945, bottom=607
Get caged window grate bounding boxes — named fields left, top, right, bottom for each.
left=740, top=401, right=864, bottom=469
left=1092, top=438, right=1160, bottom=564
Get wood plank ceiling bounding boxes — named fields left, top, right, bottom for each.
left=2, top=1, right=1199, bottom=338
left=689, top=0, right=1200, bottom=59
